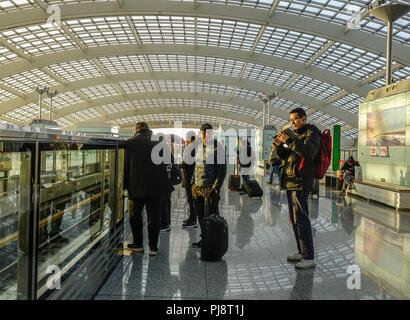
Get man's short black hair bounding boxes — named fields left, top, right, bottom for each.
left=200, top=123, right=213, bottom=131
left=290, top=108, right=307, bottom=118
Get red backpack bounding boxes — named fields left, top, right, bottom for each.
left=314, top=129, right=332, bottom=179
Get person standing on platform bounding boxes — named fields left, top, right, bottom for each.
left=274, top=108, right=320, bottom=269
left=267, top=141, right=282, bottom=185
left=236, top=137, right=252, bottom=191
left=191, top=123, right=227, bottom=248
left=181, top=131, right=198, bottom=228
left=122, top=122, right=174, bottom=256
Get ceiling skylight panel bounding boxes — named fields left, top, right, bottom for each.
left=313, top=42, right=387, bottom=81
left=1, top=23, right=76, bottom=55
left=2, top=69, right=59, bottom=94
left=5, top=102, right=38, bottom=122
left=255, top=27, right=328, bottom=63
left=47, top=59, right=102, bottom=82
left=0, top=44, right=19, bottom=65
left=118, top=80, right=156, bottom=94
left=71, top=107, right=101, bottom=122
left=288, top=74, right=343, bottom=101
left=234, top=87, right=260, bottom=101
left=332, top=93, right=363, bottom=114
left=51, top=92, right=83, bottom=109
left=0, top=0, right=31, bottom=12
left=101, top=102, right=132, bottom=114
left=0, top=86, right=17, bottom=102
left=97, top=56, right=150, bottom=74
left=243, top=63, right=294, bottom=87
left=68, top=17, right=134, bottom=47
left=80, top=83, right=119, bottom=99
left=197, top=82, right=234, bottom=96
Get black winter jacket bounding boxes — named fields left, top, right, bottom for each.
left=122, top=129, right=174, bottom=199
left=180, top=144, right=196, bottom=187
left=276, top=123, right=321, bottom=191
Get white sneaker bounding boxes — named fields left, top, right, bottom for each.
left=287, top=252, right=303, bottom=262
left=149, top=249, right=158, bottom=256
left=295, top=259, right=316, bottom=269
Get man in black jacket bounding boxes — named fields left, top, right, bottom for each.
left=191, top=123, right=227, bottom=248
left=123, top=122, right=174, bottom=256
left=180, top=131, right=198, bottom=228
left=274, top=108, right=320, bottom=269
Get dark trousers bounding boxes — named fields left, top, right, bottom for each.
left=160, top=192, right=172, bottom=227
left=185, top=182, right=196, bottom=222
left=286, top=190, right=314, bottom=260
left=128, top=197, right=161, bottom=250
left=193, top=191, right=221, bottom=226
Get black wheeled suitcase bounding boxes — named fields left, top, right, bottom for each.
left=201, top=214, right=229, bottom=261
left=243, top=180, right=263, bottom=198
left=228, top=152, right=241, bottom=191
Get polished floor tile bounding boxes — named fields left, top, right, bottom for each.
left=95, top=172, right=408, bottom=300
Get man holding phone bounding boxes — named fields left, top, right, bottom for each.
left=274, top=108, right=321, bottom=269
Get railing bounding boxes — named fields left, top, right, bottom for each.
left=0, top=124, right=125, bottom=300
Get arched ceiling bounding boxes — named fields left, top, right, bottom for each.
left=0, top=0, right=409, bottom=142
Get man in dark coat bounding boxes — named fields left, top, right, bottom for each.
left=123, top=122, right=174, bottom=256
left=274, top=108, right=320, bottom=269
left=180, top=131, right=198, bottom=228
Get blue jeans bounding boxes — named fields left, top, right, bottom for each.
left=286, top=190, right=314, bottom=260
left=269, top=165, right=281, bottom=183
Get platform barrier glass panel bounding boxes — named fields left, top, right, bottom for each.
left=36, top=144, right=117, bottom=298
left=0, top=142, right=32, bottom=300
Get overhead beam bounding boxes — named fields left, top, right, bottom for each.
left=0, top=71, right=358, bottom=127
left=0, top=44, right=374, bottom=99
left=0, top=37, right=33, bottom=62
left=1, top=0, right=408, bottom=65
left=269, top=0, right=281, bottom=17
left=0, top=83, right=27, bottom=99
left=305, top=41, right=335, bottom=68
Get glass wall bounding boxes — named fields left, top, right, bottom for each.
left=0, top=129, right=124, bottom=300
left=0, top=142, right=32, bottom=300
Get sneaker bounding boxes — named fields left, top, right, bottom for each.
left=192, top=240, right=202, bottom=248
left=287, top=252, right=303, bottom=262
left=127, top=243, right=144, bottom=253
left=148, top=248, right=158, bottom=256
left=160, top=225, right=171, bottom=232
left=182, top=220, right=198, bottom=228
left=295, top=259, right=316, bottom=269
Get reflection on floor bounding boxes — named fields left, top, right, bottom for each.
left=95, top=174, right=410, bottom=300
